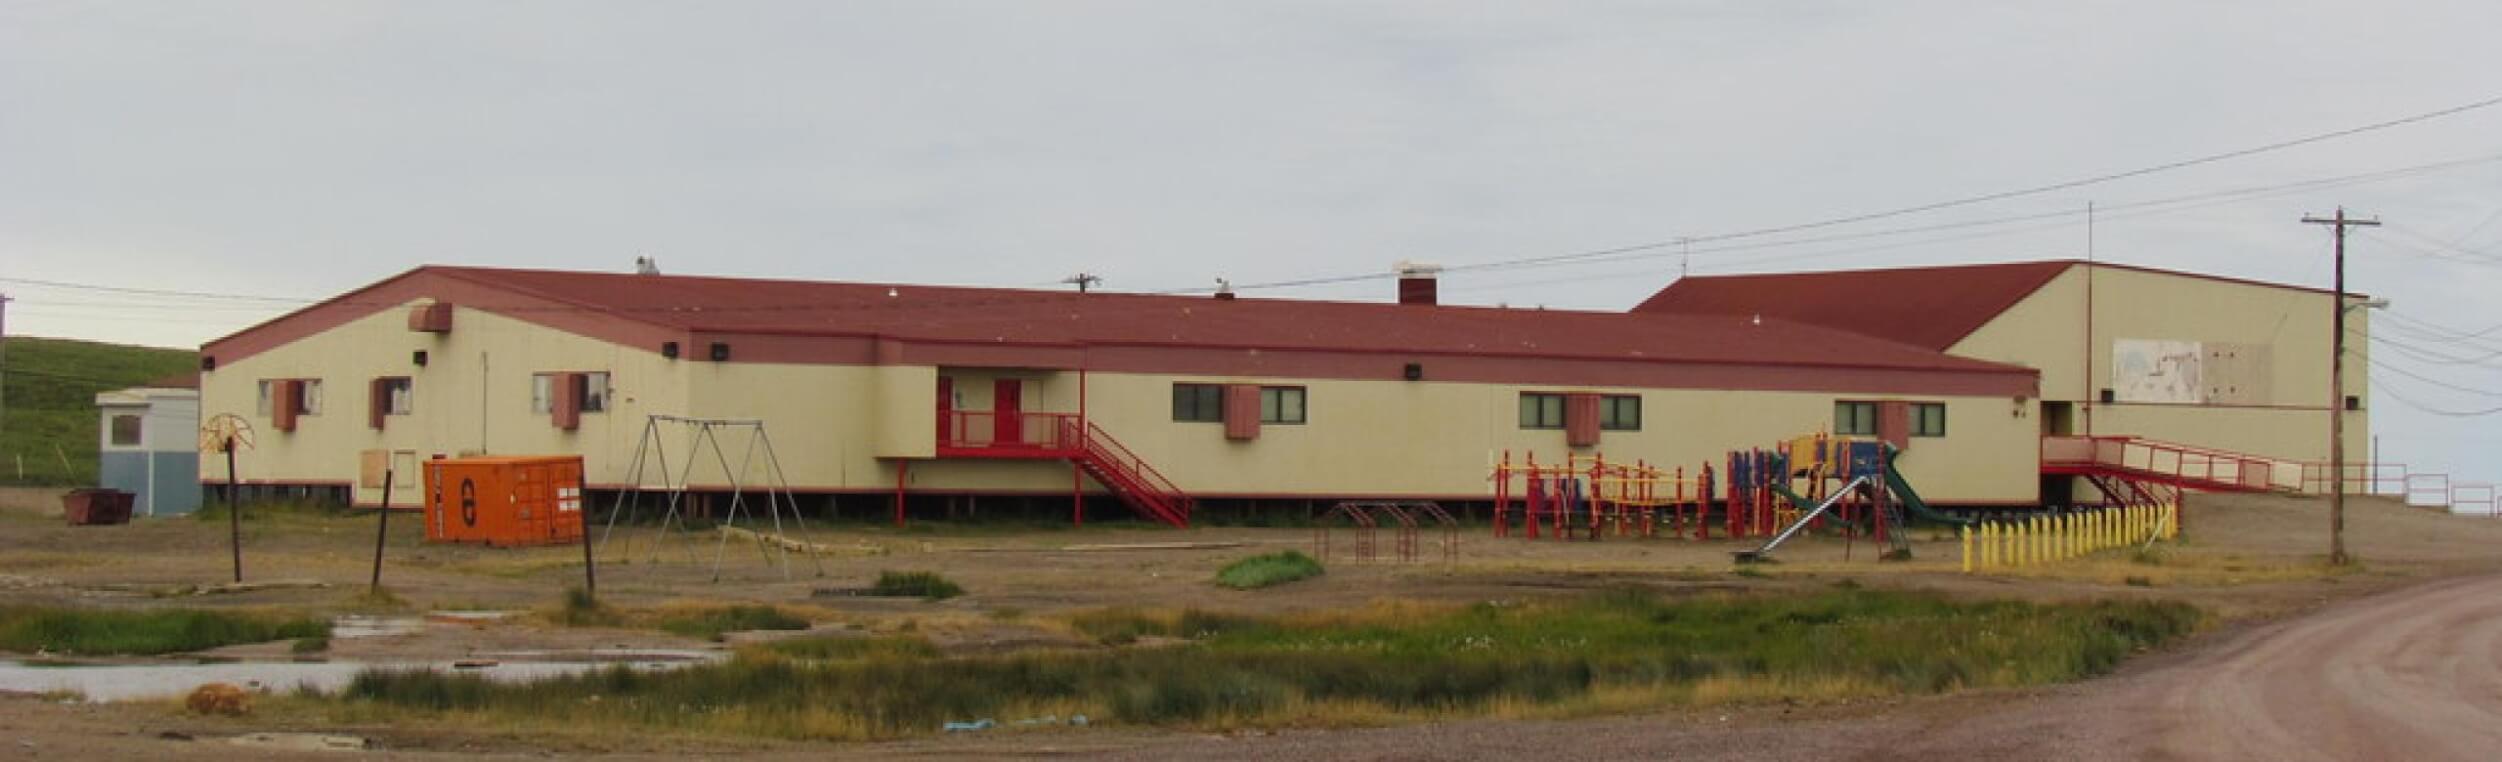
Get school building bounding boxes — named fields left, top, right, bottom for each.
left=193, top=260, right=2363, bottom=523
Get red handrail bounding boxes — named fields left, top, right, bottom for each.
left=2040, top=436, right=2275, bottom=491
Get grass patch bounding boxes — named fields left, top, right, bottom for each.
left=749, top=635, right=940, bottom=662
left=551, top=588, right=622, bottom=627
left=0, top=337, right=196, bottom=487
left=321, top=588, right=2200, bottom=740
left=291, top=636, right=331, bottom=654
left=0, top=606, right=329, bottom=656
left=656, top=606, right=811, bottom=641
left=1214, top=551, right=1323, bottom=590
left=866, top=571, right=964, bottom=601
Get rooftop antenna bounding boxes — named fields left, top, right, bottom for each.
left=1677, top=237, right=1692, bottom=278
left=1063, top=272, right=1103, bottom=293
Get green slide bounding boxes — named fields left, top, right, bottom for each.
left=1766, top=482, right=1820, bottom=513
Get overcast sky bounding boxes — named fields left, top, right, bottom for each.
left=4, top=1, right=2499, bottom=486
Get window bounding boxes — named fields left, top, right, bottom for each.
left=582, top=372, right=609, bottom=412
left=380, top=377, right=413, bottom=415
left=1599, top=395, right=1641, bottom=431
left=532, top=372, right=611, bottom=414
left=1912, top=402, right=1947, bottom=437
left=109, top=415, right=142, bottom=446
left=1172, top=383, right=1223, bottom=422
left=1259, top=386, right=1306, bottom=424
left=258, top=379, right=321, bottom=415
left=1519, top=392, right=1565, bottom=429
left=1834, top=401, right=1877, bottom=436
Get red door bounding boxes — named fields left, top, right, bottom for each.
left=994, top=379, right=1023, bottom=446
left=936, top=377, right=955, bottom=446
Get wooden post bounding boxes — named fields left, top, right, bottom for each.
left=369, top=467, right=393, bottom=595
left=577, top=467, right=597, bottom=600
left=226, top=440, right=242, bottom=583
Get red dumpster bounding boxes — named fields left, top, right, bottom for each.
left=63, top=489, right=134, bottom=526
left=422, top=456, right=586, bottom=547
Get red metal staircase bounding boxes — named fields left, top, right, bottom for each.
left=937, top=412, right=1192, bottom=527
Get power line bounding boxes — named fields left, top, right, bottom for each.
left=0, top=276, right=314, bottom=304
left=2372, top=375, right=2502, bottom=417
left=2367, top=356, right=2502, bottom=398
left=1166, top=96, right=2502, bottom=294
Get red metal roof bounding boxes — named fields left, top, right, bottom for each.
left=414, top=266, right=2034, bottom=376
left=1633, top=261, right=2077, bottom=350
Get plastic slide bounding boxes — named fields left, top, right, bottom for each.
left=1881, top=447, right=1976, bottom=526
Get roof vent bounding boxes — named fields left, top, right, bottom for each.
left=1395, top=260, right=1442, bottom=306
left=1214, top=278, right=1236, bottom=301
left=634, top=255, right=660, bottom=275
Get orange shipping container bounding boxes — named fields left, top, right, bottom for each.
left=423, top=455, right=585, bottom=547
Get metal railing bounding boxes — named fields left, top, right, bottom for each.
left=2040, top=436, right=2275, bottom=492
left=939, top=411, right=1079, bottom=452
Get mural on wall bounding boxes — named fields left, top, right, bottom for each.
left=2112, top=339, right=2204, bottom=404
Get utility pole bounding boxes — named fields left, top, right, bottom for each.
left=1062, top=273, right=1102, bottom=294
left=0, top=292, right=10, bottom=442
left=2302, top=207, right=2378, bottom=566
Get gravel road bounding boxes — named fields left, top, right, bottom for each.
left=1068, top=570, right=2502, bottom=761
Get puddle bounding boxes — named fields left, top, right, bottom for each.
left=0, top=657, right=712, bottom=702
left=424, top=610, right=516, bottom=625
left=329, top=615, right=424, bottom=639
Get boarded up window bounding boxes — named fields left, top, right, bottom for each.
left=1564, top=393, right=1601, bottom=447
left=1222, top=384, right=1261, bottom=441
left=109, top=415, right=142, bottom=447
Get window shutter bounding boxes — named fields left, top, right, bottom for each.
left=369, top=378, right=390, bottom=430
left=1565, top=393, right=1601, bottom=447
left=552, top=373, right=583, bottom=431
left=1223, top=384, right=1261, bottom=441
left=273, top=380, right=301, bottom=433
left=1878, top=401, right=1910, bottom=449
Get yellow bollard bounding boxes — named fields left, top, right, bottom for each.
left=1982, top=522, right=1996, bottom=569
left=1960, top=525, right=1973, bottom=574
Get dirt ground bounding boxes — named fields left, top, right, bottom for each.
left=1, top=489, right=2498, bottom=759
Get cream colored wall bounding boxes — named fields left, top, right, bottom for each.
left=1946, top=264, right=2369, bottom=464
left=926, top=372, right=2038, bottom=504
left=199, top=304, right=690, bottom=504
left=206, top=308, right=2040, bottom=506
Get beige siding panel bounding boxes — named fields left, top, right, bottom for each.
left=199, top=304, right=690, bottom=505
left=1948, top=264, right=2369, bottom=465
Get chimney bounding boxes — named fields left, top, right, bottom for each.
left=1395, top=260, right=1442, bottom=306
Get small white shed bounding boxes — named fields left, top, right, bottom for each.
left=95, top=383, right=202, bottom=516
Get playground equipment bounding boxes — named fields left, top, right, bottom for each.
left=1490, top=451, right=1711, bottom=541
left=1738, top=434, right=1973, bottom=563
left=1315, top=501, right=1457, bottom=563
left=596, top=415, right=827, bottom=581
left=1962, top=502, right=2177, bottom=573
left=1733, top=474, right=1874, bottom=563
